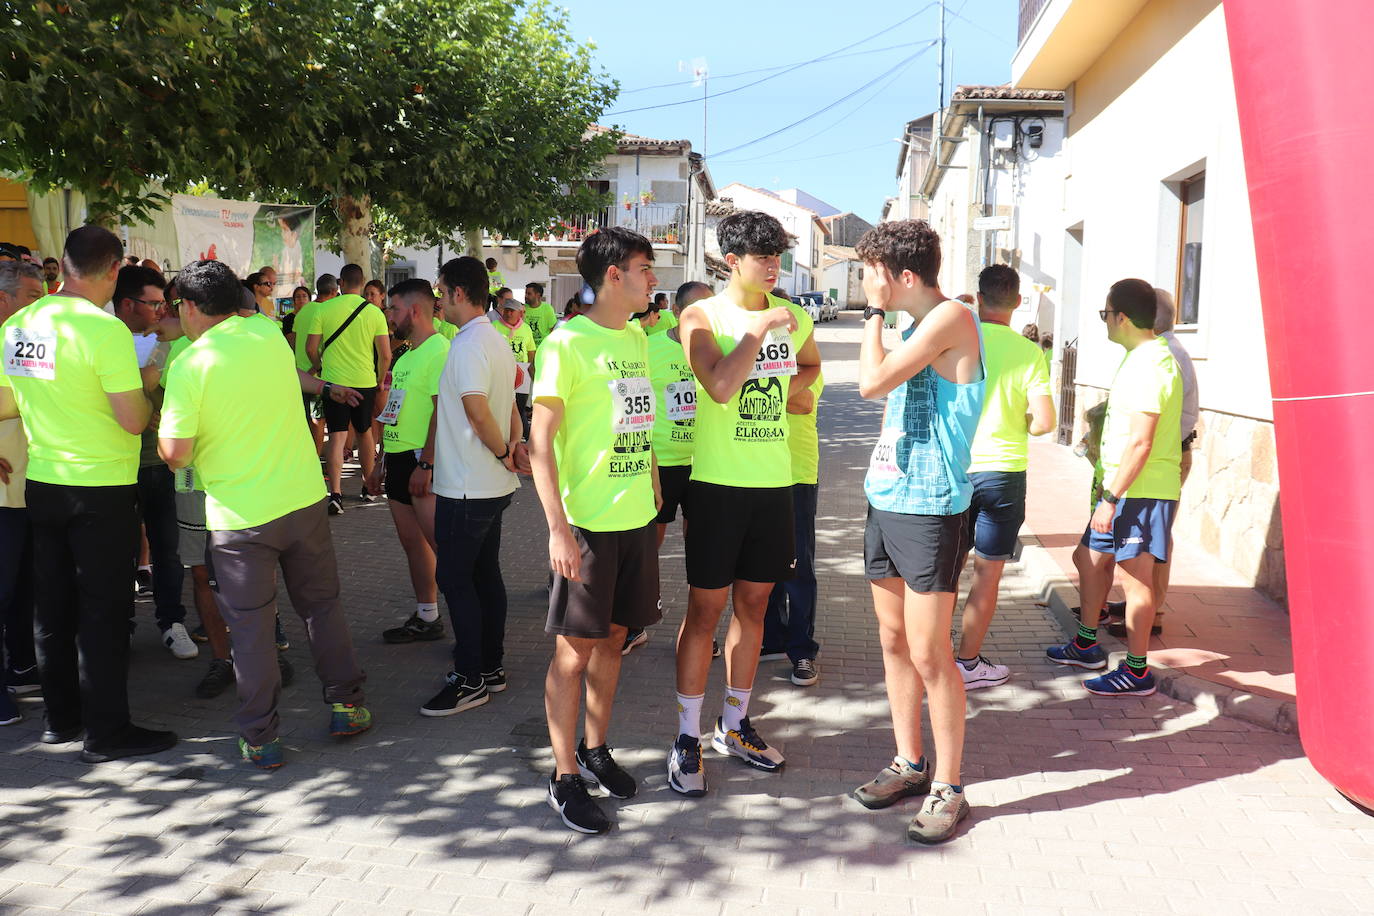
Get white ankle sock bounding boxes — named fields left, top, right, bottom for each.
left=416, top=602, right=439, bottom=623
left=676, top=692, right=704, bottom=739
left=722, top=686, right=752, bottom=733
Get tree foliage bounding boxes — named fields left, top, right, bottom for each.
left=0, top=0, right=619, bottom=243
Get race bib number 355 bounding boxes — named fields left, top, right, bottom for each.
left=610, top=376, right=654, bottom=434
left=4, top=327, right=57, bottom=380
left=748, top=328, right=797, bottom=379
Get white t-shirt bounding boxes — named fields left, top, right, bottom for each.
left=433, top=315, right=519, bottom=500
left=1162, top=331, right=1200, bottom=438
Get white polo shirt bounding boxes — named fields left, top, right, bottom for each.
left=433, top=315, right=519, bottom=500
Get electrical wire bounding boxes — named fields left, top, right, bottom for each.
left=705, top=41, right=938, bottom=161
left=712, top=41, right=935, bottom=166
left=604, top=2, right=936, bottom=116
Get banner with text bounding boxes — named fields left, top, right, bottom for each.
left=170, top=195, right=315, bottom=299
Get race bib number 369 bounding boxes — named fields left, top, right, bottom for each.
left=748, top=328, right=797, bottom=379
left=4, top=327, right=57, bottom=380
left=610, top=376, right=655, bottom=434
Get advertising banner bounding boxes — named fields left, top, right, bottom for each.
left=170, top=195, right=315, bottom=299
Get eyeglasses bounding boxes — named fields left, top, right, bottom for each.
left=255, top=281, right=272, bottom=288
left=129, top=297, right=165, bottom=308
left=1099, top=309, right=1117, bottom=321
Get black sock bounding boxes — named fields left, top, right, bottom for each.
left=1125, top=652, right=1148, bottom=675
left=1073, top=623, right=1098, bottom=650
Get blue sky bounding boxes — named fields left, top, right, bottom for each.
left=560, top=0, right=1016, bottom=223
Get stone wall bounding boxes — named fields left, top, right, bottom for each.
left=1074, top=384, right=1286, bottom=607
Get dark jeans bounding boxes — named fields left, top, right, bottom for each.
left=435, top=493, right=511, bottom=682
left=136, top=464, right=186, bottom=629
left=0, top=506, right=37, bottom=683
left=764, top=482, right=820, bottom=662
left=207, top=499, right=366, bottom=745
left=27, top=480, right=139, bottom=743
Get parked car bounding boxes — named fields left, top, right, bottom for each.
left=820, top=298, right=840, bottom=322
left=791, top=295, right=822, bottom=323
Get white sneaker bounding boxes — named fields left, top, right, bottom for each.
left=162, top=623, right=199, bottom=660
left=958, top=655, right=1008, bottom=689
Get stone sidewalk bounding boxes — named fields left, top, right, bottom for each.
left=1, top=314, right=1370, bottom=916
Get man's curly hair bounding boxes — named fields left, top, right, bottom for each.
left=854, top=220, right=941, bottom=287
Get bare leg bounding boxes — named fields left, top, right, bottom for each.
left=388, top=501, right=437, bottom=605
left=956, top=556, right=1006, bottom=659
left=1117, top=554, right=1158, bottom=659
left=723, top=579, right=773, bottom=690
left=871, top=577, right=923, bottom=763
left=905, top=586, right=964, bottom=785
left=1073, top=544, right=1115, bottom=631
left=325, top=432, right=346, bottom=495
left=358, top=427, right=377, bottom=483
left=191, top=565, right=230, bottom=661
left=584, top=625, right=627, bottom=747
left=309, top=417, right=325, bottom=457
left=677, top=585, right=727, bottom=696
left=412, top=491, right=437, bottom=552
left=545, top=635, right=594, bottom=776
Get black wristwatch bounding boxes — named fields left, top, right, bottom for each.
left=417, top=460, right=434, bottom=471
left=1101, top=488, right=1121, bottom=505
left=864, top=306, right=887, bottom=322
left=495, top=445, right=511, bottom=461
left=321, top=381, right=333, bottom=399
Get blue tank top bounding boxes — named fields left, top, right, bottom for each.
left=864, top=303, right=986, bottom=516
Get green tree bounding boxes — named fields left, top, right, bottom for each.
left=1, top=0, right=617, bottom=272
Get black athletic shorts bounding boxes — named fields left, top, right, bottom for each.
left=546, top=522, right=662, bottom=639
left=864, top=505, right=968, bottom=594
left=323, top=385, right=378, bottom=434
left=655, top=464, right=692, bottom=525
left=684, top=481, right=794, bottom=589
left=383, top=449, right=418, bottom=506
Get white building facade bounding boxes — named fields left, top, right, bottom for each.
left=716, top=182, right=829, bottom=296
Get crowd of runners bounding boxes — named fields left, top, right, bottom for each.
left=0, top=210, right=1193, bottom=844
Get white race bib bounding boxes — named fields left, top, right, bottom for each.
left=869, top=426, right=903, bottom=478
left=748, top=328, right=797, bottom=379
left=665, top=379, right=696, bottom=422
left=4, top=327, right=57, bottom=380
left=376, top=388, right=406, bottom=426
left=515, top=362, right=532, bottom=395
left=609, top=376, right=654, bottom=434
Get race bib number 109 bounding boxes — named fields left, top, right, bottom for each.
left=4, top=327, right=57, bottom=380
left=610, top=376, right=655, bottom=434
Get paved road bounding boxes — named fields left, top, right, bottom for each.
left=1, top=314, right=1369, bottom=915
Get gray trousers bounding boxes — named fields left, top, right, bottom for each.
left=208, top=499, right=365, bottom=745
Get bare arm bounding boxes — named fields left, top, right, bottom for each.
left=529, top=399, right=580, bottom=581
left=374, top=334, right=392, bottom=381
left=106, top=388, right=152, bottom=435
left=792, top=329, right=821, bottom=393
left=405, top=397, right=441, bottom=499
left=157, top=436, right=194, bottom=470
left=859, top=301, right=970, bottom=400
left=1028, top=393, right=1057, bottom=437
left=0, top=387, right=17, bottom=422
left=681, top=302, right=797, bottom=404
left=306, top=333, right=322, bottom=374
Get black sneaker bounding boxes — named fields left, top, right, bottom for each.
left=621, top=628, right=648, bottom=656
left=277, top=653, right=295, bottom=688
left=195, top=658, right=235, bottom=699
left=41, top=722, right=83, bottom=744
left=419, top=672, right=490, bottom=717
left=80, top=724, right=178, bottom=763
left=382, top=613, right=445, bottom=644
left=481, top=667, right=507, bottom=693
left=576, top=740, right=638, bottom=799
left=790, top=658, right=819, bottom=687
left=327, top=493, right=344, bottom=515
left=359, top=487, right=377, bottom=503
left=189, top=624, right=209, bottom=644
left=135, top=568, right=153, bottom=595
left=274, top=617, right=289, bottom=651
left=6, top=665, right=41, bottom=696
left=547, top=772, right=611, bottom=835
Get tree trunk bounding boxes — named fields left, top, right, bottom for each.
left=463, top=228, right=483, bottom=258
left=337, top=193, right=373, bottom=280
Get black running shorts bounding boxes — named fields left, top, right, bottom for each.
left=655, top=463, right=692, bottom=525
left=323, top=386, right=378, bottom=434
left=684, top=480, right=795, bottom=589
left=864, top=505, right=968, bottom=594
left=383, top=449, right=418, bottom=506
left=546, top=522, right=663, bottom=639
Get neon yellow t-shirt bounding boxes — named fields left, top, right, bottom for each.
left=787, top=371, right=825, bottom=485
left=1101, top=336, right=1183, bottom=500
left=0, top=294, right=142, bottom=486
left=968, top=323, right=1053, bottom=473
left=160, top=315, right=325, bottom=530
left=689, top=293, right=814, bottom=489
left=432, top=316, right=458, bottom=341
left=313, top=293, right=388, bottom=388
left=488, top=269, right=506, bottom=294
left=645, top=309, right=678, bottom=336
left=492, top=318, right=536, bottom=364
left=532, top=315, right=655, bottom=532
left=648, top=331, right=695, bottom=467
left=525, top=301, right=557, bottom=346
left=291, top=299, right=323, bottom=371
left=382, top=333, right=449, bottom=453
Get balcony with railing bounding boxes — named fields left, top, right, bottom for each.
left=486, top=203, right=686, bottom=250
left=1018, top=0, right=1049, bottom=45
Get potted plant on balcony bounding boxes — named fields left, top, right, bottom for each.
left=665, top=229, right=678, bottom=244
left=622, top=193, right=632, bottom=211
left=639, top=190, right=655, bottom=205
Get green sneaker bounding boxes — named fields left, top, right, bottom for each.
left=239, top=737, right=284, bottom=769
left=330, top=703, right=372, bottom=737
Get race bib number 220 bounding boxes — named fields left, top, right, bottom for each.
left=4, top=327, right=57, bottom=380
